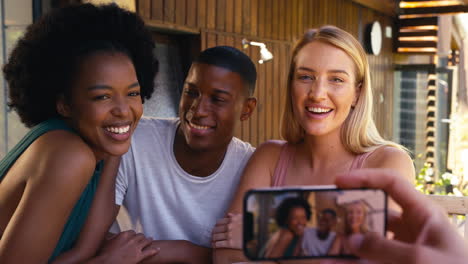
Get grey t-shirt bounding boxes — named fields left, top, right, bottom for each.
left=111, top=117, right=254, bottom=247
left=302, top=227, right=336, bottom=256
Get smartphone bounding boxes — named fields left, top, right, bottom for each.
left=242, top=185, right=387, bottom=261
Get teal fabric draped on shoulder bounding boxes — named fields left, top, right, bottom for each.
left=283, top=236, right=299, bottom=257
left=0, top=118, right=102, bottom=262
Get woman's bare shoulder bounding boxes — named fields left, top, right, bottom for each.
left=364, top=146, right=415, bottom=181
left=247, top=140, right=288, bottom=170
left=21, top=130, right=96, bottom=185
left=254, top=140, right=287, bottom=157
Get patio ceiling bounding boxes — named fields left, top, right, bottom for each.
left=397, top=0, right=468, bottom=54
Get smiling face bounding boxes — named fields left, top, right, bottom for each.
left=317, top=211, right=337, bottom=233
left=178, top=63, right=250, bottom=152
left=291, top=41, right=360, bottom=138
left=59, top=51, right=142, bottom=161
left=346, top=202, right=366, bottom=233
left=286, top=207, right=308, bottom=236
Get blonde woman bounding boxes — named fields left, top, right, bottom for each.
left=212, top=25, right=414, bottom=263
left=328, top=200, right=368, bottom=255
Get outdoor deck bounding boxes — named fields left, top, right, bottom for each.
left=427, top=195, right=468, bottom=238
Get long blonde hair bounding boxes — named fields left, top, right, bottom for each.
left=281, top=25, right=404, bottom=154
left=343, top=200, right=368, bottom=235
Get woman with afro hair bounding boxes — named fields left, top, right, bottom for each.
left=0, top=3, right=159, bottom=263
left=263, top=197, right=312, bottom=258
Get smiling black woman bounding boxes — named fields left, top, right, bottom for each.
left=0, top=3, right=158, bottom=263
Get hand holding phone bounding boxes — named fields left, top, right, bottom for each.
left=242, top=186, right=387, bottom=261
left=329, top=169, right=468, bottom=264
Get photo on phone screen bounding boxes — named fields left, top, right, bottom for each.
left=243, top=187, right=387, bottom=261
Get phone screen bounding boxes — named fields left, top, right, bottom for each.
left=243, top=187, right=387, bottom=261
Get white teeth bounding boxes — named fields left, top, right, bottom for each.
left=105, top=125, right=130, bottom=134
left=189, top=121, right=209, bottom=130
left=307, top=107, right=332, bottom=113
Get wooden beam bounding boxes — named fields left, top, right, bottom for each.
left=399, top=30, right=438, bottom=37
left=400, top=5, right=468, bottom=15
left=143, top=19, right=200, bottom=34
left=398, top=17, right=438, bottom=27
left=398, top=41, right=437, bottom=48
left=350, top=0, right=397, bottom=16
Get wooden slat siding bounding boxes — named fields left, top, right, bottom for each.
left=277, top=44, right=285, bottom=140
left=315, top=0, right=322, bottom=28
left=139, top=0, right=151, bottom=20
left=240, top=38, right=250, bottom=142
left=216, top=0, right=225, bottom=31
left=197, top=0, right=206, bottom=28
left=284, top=0, right=291, bottom=41
left=259, top=50, right=268, bottom=146
left=302, top=0, right=308, bottom=33
left=278, top=0, right=284, bottom=40
left=217, top=35, right=226, bottom=48
left=164, top=0, right=175, bottom=23
left=265, top=43, right=273, bottom=140
left=343, top=0, right=353, bottom=32
left=310, top=0, right=318, bottom=29
left=336, top=0, right=343, bottom=29
left=297, top=0, right=304, bottom=38
left=244, top=44, right=259, bottom=146
left=152, top=0, right=163, bottom=21
left=351, top=2, right=360, bottom=37
left=250, top=0, right=258, bottom=36
left=267, top=0, right=274, bottom=40
left=272, top=43, right=280, bottom=140
left=175, top=0, right=186, bottom=25
left=186, top=0, right=196, bottom=27
left=299, top=0, right=305, bottom=37
left=225, top=0, right=234, bottom=33
left=234, top=0, right=241, bottom=34
left=240, top=0, right=248, bottom=34
left=206, top=32, right=216, bottom=48
left=322, top=0, right=328, bottom=25
left=206, top=0, right=216, bottom=29
left=271, top=0, right=279, bottom=40
left=330, top=0, right=338, bottom=25
left=292, top=0, right=298, bottom=40
left=295, top=0, right=301, bottom=41
left=258, top=0, right=265, bottom=40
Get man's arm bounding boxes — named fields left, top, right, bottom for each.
left=140, top=240, right=211, bottom=264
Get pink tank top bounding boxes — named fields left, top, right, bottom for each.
left=272, top=142, right=376, bottom=186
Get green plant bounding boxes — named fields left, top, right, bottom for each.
left=415, top=163, right=467, bottom=196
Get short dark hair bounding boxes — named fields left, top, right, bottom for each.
left=3, top=3, right=158, bottom=127
left=321, top=208, right=337, bottom=218
left=275, top=197, right=311, bottom=228
left=194, top=46, right=256, bottom=96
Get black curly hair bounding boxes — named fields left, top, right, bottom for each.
left=3, top=3, right=158, bottom=127
left=275, top=197, right=312, bottom=228
left=194, top=46, right=257, bottom=96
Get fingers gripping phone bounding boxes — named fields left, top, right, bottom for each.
left=242, top=186, right=387, bottom=261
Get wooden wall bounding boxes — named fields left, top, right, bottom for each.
left=137, top=0, right=395, bottom=146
